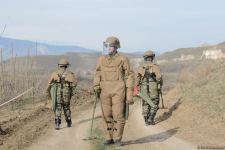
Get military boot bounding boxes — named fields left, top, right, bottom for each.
left=66, top=119, right=72, bottom=127
left=148, top=113, right=156, bottom=125
left=103, top=139, right=114, bottom=145
left=55, top=119, right=61, bottom=130
left=114, top=139, right=122, bottom=147
left=144, top=116, right=150, bottom=126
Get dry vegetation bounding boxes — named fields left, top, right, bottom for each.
left=178, top=60, right=225, bottom=116
left=0, top=48, right=41, bottom=105
left=157, top=59, right=225, bottom=146
left=159, top=58, right=225, bottom=118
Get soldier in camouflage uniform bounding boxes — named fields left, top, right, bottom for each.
left=93, top=36, right=134, bottom=146
left=46, top=59, right=77, bottom=130
left=136, top=50, right=163, bottom=125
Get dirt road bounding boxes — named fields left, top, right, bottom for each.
left=27, top=99, right=196, bottom=150
left=121, top=102, right=196, bottom=150
left=27, top=105, right=95, bottom=150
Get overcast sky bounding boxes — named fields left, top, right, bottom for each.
left=1, top=0, right=225, bottom=53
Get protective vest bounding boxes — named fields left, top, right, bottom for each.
left=101, top=56, right=125, bottom=82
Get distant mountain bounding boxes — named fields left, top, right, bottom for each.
left=12, top=52, right=142, bottom=75
left=0, top=36, right=95, bottom=56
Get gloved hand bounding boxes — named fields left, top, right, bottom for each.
left=46, top=92, right=51, bottom=101
left=44, top=99, right=51, bottom=109
left=157, top=84, right=161, bottom=91
left=126, top=99, right=134, bottom=105
left=93, top=86, right=101, bottom=97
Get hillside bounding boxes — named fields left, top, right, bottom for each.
left=167, top=59, right=225, bottom=145
left=11, top=52, right=143, bottom=74
left=0, top=36, right=95, bottom=56
left=178, top=60, right=225, bottom=116
left=158, top=41, right=225, bottom=61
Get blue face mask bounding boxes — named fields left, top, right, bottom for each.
left=102, top=42, right=116, bottom=55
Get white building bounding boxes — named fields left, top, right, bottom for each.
left=173, top=54, right=195, bottom=62
left=201, top=49, right=225, bottom=59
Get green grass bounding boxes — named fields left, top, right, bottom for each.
left=91, top=128, right=120, bottom=150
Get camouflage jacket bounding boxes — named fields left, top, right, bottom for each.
left=137, top=61, right=163, bottom=86
left=46, top=69, right=77, bottom=99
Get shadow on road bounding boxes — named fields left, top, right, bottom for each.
left=123, top=127, right=179, bottom=146
left=77, top=115, right=102, bottom=124
left=0, top=126, right=7, bottom=135
left=156, top=98, right=182, bottom=124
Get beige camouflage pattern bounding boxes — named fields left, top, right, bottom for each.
left=137, top=61, right=163, bottom=116
left=46, top=69, right=77, bottom=121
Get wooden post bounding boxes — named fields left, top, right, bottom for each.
left=0, top=48, right=2, bottom=75
left=0, top=48, right=2, bottom=68
left=26, top=48, right=30, bottom=92
left=0, top=48, right=2, bottom=98
left=35, top=41, right=38, bottom=56
left=11, top=42, right=16, bottom=93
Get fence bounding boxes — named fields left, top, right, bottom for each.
left=0, top=44, right=46, bottom=112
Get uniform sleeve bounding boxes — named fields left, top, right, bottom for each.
left=123, top=57, right=134, bottom=88
left=93, top=56, right=102, bottom=90
left=46, top=73, right=55, bottom=99
left=123, top=57, right=135, bottom=102
left=136, top=65, right=144, bottom=86
left=154, top=65, right=163, bottom=85
left=70, top=73, right=77, bottom=96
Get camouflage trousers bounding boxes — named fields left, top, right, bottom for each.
left=140, top=82, right=159, bottom=117
left=55, top=87, right=72, bottom=121
left=142, top=98, right=159, bottom=117
left=55, top=102, right=71, bottom=121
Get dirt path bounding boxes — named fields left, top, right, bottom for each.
left=121, top=102, right=196, bottom=150
left=27, top=100, right=197, bottom=150
left=27, top=104, right=97, bottom=150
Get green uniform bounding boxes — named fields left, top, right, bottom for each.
left=137, top=61, right=163, bottom=124
left=46, top=69, right=77, bottom=127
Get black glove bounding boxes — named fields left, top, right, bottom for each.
left=94, top=87, right=101, bottom=97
